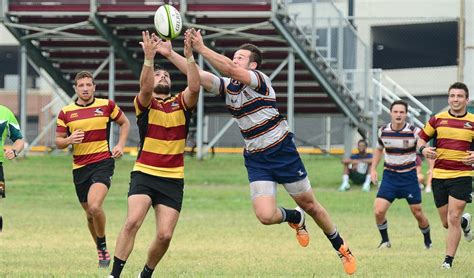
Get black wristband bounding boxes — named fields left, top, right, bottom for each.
left=12, top=149, right=17, bottom=157
left=418, top=146, right=426, bottom=155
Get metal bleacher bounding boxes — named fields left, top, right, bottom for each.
left=2, top=0, right=343, bottom=117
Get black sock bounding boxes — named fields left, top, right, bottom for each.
left=279, top=207, right=302, bottom=224
left=444, top=255, right=454, bottom=266
left=377, top=220, right=389, bottom=243
left=325, top=229, right=344, bottom=251
left=420, top=225, right=432, bottom=246
left=461, top=217, right=469, bottom=231
left=140, top=264, right=154, bottom=278
left=97, top=236, right=107, bottom=250
left=110, top=256, right=126, bottom=277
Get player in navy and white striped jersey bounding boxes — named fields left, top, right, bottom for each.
left=154, top=29, right=356, bottom=275
left=370, top=100, right=432, bottom=249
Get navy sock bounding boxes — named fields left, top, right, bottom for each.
left=110, top=256, right=126, bottom=277
left=326, top=229, right=344, bottom=251
left=97, top=236, right=107, bottom=250
left=420, top=225, right=432, bottom=246
left=377, top=220, right=389, bottom=243
left=140, top=264, right=154, bottom=278
left=279, top=207, right=301, bottom=224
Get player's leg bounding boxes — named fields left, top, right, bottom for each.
left=408, top=203, right=432, bottom=249
left=251, top=182, right=283, bottom=225
left=139, top=204, right=180, bottom=278
left=443, top=197, right=466, bottom=268
left=374, top=197, right=392, bottom=248
left=289, top=181, right=356, bottom=275
left=110, top=194, right=151, bottom=277
left=339, top=161, right=351, bottom=191
left=138, top=175, right=184, bottom=278
left=87, top=182, right=110, bottom=267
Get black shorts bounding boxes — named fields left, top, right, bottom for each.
left=72, top=158, right=115, bottom=203
left=128, top=171, right=184, bottom=212
left=432, top=177, right=473, bottom=208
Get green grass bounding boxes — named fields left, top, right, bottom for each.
left=1, top=154, right=473, bottom=277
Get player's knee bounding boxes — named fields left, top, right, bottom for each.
left=255, top=212, right=275, bottom=225
left=87, top=204, right=102, bottom=217
left=123, top=219, right=141, bottom=234
left=156, top=231, right=173, bottom=243
left=374, top=208, right=386, bottom=220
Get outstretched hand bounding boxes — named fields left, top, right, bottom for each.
left=183, top=29, right=194, bottom=58
left=153, top=35, right=172, bottom=58
left=139, top=30, right=159, bottom=61
left=188, top=28, right=205, bottom=52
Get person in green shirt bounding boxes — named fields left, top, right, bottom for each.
left=0, top=104, right=25, bottom=198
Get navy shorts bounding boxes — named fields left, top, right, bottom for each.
left=72, top=158, right=115, bottom=203
left=377, top=169, right=421, bottom=205
left=244, top=136, right=307, bottom=184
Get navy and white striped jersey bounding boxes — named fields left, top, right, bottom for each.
left=209, top=70, right=289, bottom=154
left=377, top=123, right=420, bottom=173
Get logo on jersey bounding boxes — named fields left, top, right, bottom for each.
left=94, top=108, right=104, bottom=116
left=243, top=91, right=252, bottom=100
left=403, top=140, right=409, bottom=148
left=70, top=112, right=78, bottom=119
left=297, top=169, right=305, bottom=176
left=407, top=194, right=413, bottom=199
left=439, top=120, right=449, bottom=126
left=464, top=122, right=472, bottom=129
left=171, top=101, right=180, bottom=111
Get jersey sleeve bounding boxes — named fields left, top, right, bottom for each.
left=134, top=96, right=149, bottom=116
left=207, top=75, right=226, bottom=98
left=56, top=110, right=68, bottom=134
left=108, top=99, right=123, bottom=121
left=376, top=127, right=384, bottom=149
left=418, top=116, right=437, bottom=141
left=7, top=110, right=23, bottom=141
left=248, top=70, right=270, bottom=96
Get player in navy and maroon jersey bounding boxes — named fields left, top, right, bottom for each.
left=56, top=71, right=130, bottom=268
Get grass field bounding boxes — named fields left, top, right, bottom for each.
left=1, top=154, right=473, bottom=277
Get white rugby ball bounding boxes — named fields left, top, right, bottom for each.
left=154, top=4, right=182, bottom=40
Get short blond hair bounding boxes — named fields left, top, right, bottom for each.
left=74, top=71, right=94, bottom=86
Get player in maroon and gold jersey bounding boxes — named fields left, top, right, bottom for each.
left=56, top=71, right=130, bottom=268
left=110, top=30, right=200, bottom=278
left=417, top=82, right=474, bottom=269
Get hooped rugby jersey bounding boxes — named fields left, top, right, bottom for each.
left=211, top=70, right=289, bottom=154
left=377, top=123, right=419, bottom=173
left=133, top=93, right=192, bottom=179
left=419, top=110, right=474, bottom=179
left=56, top=98, right=123, bottom=169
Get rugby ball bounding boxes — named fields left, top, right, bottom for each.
left=154, top=4, right=182, bottom=40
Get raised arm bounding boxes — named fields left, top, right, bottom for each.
left=180, top=29, right=201, bottom=109
left=189, top=29, right=252, bottom=86
left=138, top=31, right=160, bottom=108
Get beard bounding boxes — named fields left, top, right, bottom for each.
left=154, top=84, right=171, bottom=94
